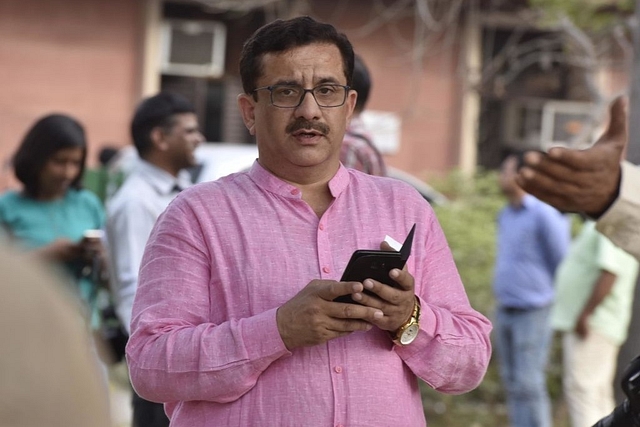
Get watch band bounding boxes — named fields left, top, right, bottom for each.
left=392, top=296, right=421, bottom=346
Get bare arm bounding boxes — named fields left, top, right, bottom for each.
left=575, top=270, right=616, bottom=338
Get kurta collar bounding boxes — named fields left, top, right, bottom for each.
left=247, top=160, right=350, bottom=199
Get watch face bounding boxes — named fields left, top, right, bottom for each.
left=400, top=323, right=419, bottom=345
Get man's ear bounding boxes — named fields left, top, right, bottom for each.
left=150, top=127, right=168, bottom=151
left=345, top=89, right=357, bottom=123
left=237, top=93, right=256, bottom=136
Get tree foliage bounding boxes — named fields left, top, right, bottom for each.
left=431, top=168, right=503, bottom=317
left=421, top=169, right=570, bottom=427
left=529, top=0, right=634, bottom=31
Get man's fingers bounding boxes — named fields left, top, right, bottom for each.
left=518, top=162, right=573, bottom=187
left=336, top=303, right=383, bottom=321
left=523, top=148, right=576, bottom=175
left=517, top=166, right=578, bottom=212
left=323, top=281, right=363, bottom=301
left=529, top=145, right=604, bottom=174
left=379, top=241, right=394, bottom=251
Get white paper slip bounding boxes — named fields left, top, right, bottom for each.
left=383, top=235, right=402, bottom=251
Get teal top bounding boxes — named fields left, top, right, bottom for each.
left=0, top=188, right=105, bottom=325
left=552, top=221, right=639, bottom=344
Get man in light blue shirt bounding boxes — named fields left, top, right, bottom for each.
left=493, top=153, right=571, bottom=427
left=105, top=92, right=203, bottom=427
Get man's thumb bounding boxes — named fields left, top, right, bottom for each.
left=597, top=95, right=628, bottom=148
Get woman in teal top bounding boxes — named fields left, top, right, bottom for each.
left=0, top=114, right=107, bottom=325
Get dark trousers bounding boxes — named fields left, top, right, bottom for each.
left=132, top=391, right=170, bottom=427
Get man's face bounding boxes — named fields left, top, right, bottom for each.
left=161, top=112, right=204, bottom=172
left=238, top=43, right=356, bottom=180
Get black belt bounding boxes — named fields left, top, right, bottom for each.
left=501, top=306, right=534, bottom=314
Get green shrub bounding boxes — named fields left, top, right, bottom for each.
left=431, top=168, right=502, bottom=317
left=420, top=169, right=568, bottom=427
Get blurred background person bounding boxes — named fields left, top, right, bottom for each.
left=0, top=113, right=108, bottom=331
left=492, top=152, right=571, bottom=427
left=552, top=218, right=639, bottom=427
left=0, top=243, right=111, bottom=427
left=106, top=91, right=203, bottom=427
left=340, top=54, right=387, bottom=176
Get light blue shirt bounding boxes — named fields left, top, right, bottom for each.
left=105, top=159, right=192, bottom=332
left=493, top=194, right=571, bottom=309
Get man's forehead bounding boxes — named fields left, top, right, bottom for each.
left=259, top=44, right=346, bottom=83
left=170, top=112, right=199, bottom=128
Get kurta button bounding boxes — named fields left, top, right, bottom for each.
left=290, top=188, right=299, bottom=195
left=319, top=223, right=324, bottom=230
left=334, top=366, right=343, bottom=373
left=322, top=266, right=330, bottom=274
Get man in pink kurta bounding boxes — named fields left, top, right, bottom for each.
left=127, top=16, right=491, bottom=427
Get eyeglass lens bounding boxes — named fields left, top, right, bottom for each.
left=271, top=85, right=346, bottom=108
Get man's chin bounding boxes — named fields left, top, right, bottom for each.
left=186, top=156, right=199, bottom=169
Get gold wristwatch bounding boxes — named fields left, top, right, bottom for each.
left=392, top=296, right=421, bottom=346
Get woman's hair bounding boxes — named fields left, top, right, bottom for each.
left=239, top=16, right=355, bottom=95
left=13, top=114, right=87, bottom=197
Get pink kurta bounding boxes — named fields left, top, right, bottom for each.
left=127, top=162, right=492, bottom=427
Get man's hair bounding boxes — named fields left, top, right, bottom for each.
left=13, top=114, right=87, bottom=197
left=501, top=150, right=526, bottom=171
left=352, top=54, right=372, bottom=113
left=130, top=92, right=195, bottom=157
left=239, top=16, right=355, bottom=95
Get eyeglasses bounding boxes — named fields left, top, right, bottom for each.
left=253, top=84, right=350, bottom=108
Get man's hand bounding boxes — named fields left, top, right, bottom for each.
left=516, top=96, right=628, bottom=218
left=346, top=239, right=416, bottom=333
left=35, top=238, right=84, bottom=263
left=575, top=313, right=590, bottom=339
left=351, top=268, right=416, bottom=333
left=276, top=280, right=384, bottom=350
left=575, top=270, right=616, bottom=340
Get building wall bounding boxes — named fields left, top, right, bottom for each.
left=0, top=0, right=143, bottom=189
left=2, top=1, right=627, bottom=186
left=0, top=0, right=465, bottom=188
left=309, top=0, right=464, bottom=178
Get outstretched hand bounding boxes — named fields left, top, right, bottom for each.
left=516, top=96, right=628, bottom=217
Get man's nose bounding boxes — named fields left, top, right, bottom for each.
left=196, top=131, right=205, bottom=145
left=295, top=91, right=321, bottom=119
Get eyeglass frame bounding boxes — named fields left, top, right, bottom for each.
left=252, top=84, right=351, bottom=109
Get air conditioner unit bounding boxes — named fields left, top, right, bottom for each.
left=161, top=20, right=226, bottom=78
left=503, top=99, right=544, bottom=151
left=503, top=98, right=595, bottom=151
left=539, top=100, right=595, bottom=150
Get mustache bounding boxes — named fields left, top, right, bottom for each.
left=286, top=118, right=330, bottom=135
